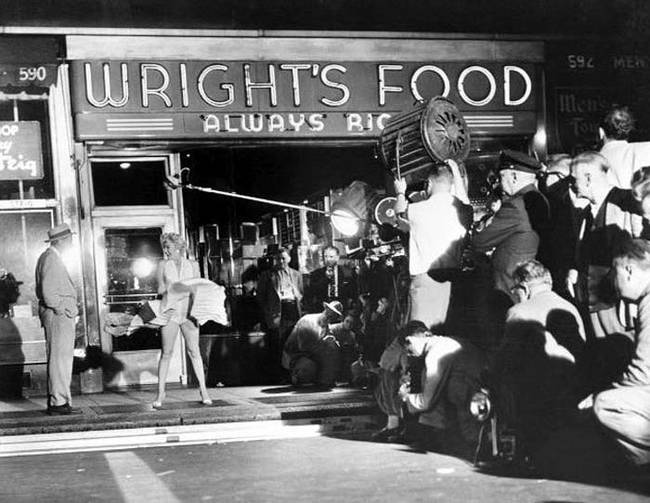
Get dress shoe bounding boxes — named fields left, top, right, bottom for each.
left=47, top=404, right=82, bottom=416
left=371, top=426, right=404, bottom=443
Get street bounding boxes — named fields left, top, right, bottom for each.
left=1, top=434, right=648, bottom=503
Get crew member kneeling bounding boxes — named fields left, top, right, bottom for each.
left=281, top=301, right=344, bottom=390
left=580, top=239, right=650, bottom=468
left=397, top=320, right=485, bottom=456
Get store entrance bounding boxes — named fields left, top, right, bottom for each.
left=87, top=155, right=186, bottom=388
left=177, top=143, right=387, bottom=385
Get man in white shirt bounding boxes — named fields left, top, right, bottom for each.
left=599, top=105, right=650, bottom=189
left=394, top=160, right=471, bottom=330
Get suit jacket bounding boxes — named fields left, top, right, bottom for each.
left=473, top=184, right=549, bottom=293
left=35, top=247, right=78, bottom=318
left=575, top=187, right=642, bottom=309
left=542, top=178, right=586, bottom=296
left=308, top=265, right=356, bottom=311
left=257, top=266, right=303, bottom=329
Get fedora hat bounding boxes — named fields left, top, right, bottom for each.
left=45, top=223, right=75, bottom=243
left=323, top=300, right=343, bottom=317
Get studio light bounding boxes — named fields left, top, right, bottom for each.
left=330, top=180, right=382, bottom=238
left=331, top=209, right=360, bottom=237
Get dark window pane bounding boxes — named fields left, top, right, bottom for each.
left=92, top=159, right=170, bottom=206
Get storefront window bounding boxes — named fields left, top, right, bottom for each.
left=0, top=209, right=55, bottom=316
left=91, top=159, right=171, bottom=207
left=104, top=227, right=164, bottom=351
left=0, top=98, right=54, bottom=200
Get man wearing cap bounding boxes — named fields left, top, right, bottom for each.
left=35, top=223, right=81, bottom=415
left=473, top=150, right=551, bottom=296
left=281, top=301, right=343, bottom=390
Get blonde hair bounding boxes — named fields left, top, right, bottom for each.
left=160, top=232, right=186, bottom=252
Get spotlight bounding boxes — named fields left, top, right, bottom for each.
left=331, top=209, right=360, bottom=237
left=330, top=181, right=383, bottom=238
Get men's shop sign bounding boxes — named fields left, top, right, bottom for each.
left=0, top=122, right=44, bottom=180
left=71, top=61, right=539, bottom=139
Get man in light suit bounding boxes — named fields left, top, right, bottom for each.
left=35, top=223, right=81, bottom=415
left=257, top=247, right=303, bottom=379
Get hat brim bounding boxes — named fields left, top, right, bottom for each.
left=45, top=231, right=75, bottom=243
left=323, top=302, right=343, bottom=317
left=498, top=164, right=539, bottom=174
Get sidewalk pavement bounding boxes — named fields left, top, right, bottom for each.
left=0, top=385, right=379, bottom=436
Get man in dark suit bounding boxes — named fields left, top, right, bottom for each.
left=257, top=247, right=304, bottom=378
left=308, top=245, right=356, bottom=312
left=473, top=150, right=550, bottom=296
left=541, top=153, right=583, bottom=298
left=35, top=223, right=81, bottom=415
left=472, top=150, right=550, bottom=346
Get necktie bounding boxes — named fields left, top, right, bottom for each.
left=327, top=267, right=338, bottom=299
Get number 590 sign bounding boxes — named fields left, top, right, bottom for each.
left=0, top=121, right=44, bottom=180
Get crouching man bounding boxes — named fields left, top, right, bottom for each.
left=281, top=301, right=344, bottom=390
left=397, top=320, right=485, bottom=457
left=488, top=260, right=587, bottom=463
left=579, top=239, right=650, bottom=468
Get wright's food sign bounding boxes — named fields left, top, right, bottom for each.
left=0, top=122, right=44, bottom=180
left=71, top=61, right=539, bottom=139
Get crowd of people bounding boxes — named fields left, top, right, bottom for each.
left=368, top=105, right=650, bottom=473
left=32, top=104, right=649, bottom=475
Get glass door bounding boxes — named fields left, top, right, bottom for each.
left=93, top=216, right=185, bottom=388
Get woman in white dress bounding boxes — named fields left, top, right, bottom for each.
left=153, top=232, right=212, bottom=408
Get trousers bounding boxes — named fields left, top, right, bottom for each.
left=40, top=308, right=75, bottom=407
left=593, top=385, right=650, bottom=466
left=409, top=273, right=451, bottom=331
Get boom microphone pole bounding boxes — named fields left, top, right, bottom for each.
left=184, top=182, right=331, bottom=216
left=165, top=173, right=370, bottom=224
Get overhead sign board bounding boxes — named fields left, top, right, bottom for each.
left=71, top=60, right=540, bottom=139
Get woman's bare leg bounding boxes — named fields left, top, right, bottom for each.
left=154, top=321, right=180, bottom=406
left=180, top=320, right=211, bottom=403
